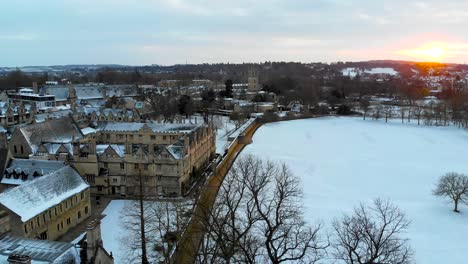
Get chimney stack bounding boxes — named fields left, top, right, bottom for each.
left=86, top=218, right=103, bottom=263
left=32, top=82, right=38, bottom=94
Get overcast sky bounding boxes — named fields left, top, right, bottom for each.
left=2, top=0, right=468, bottom=66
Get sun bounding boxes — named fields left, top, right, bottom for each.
left=398, top=43, right=448, bottom=61
left=417, top=47, right=446, bottom=59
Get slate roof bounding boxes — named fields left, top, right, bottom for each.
left=0, top=166, right=89, bottom=222
left=16, top=117, right=82, bottom=153
left=2, top=159, right=65, bottom=186
left=0, top=236, right=77, bottom=263
left=34, top=110, right=73, bottom=123
left=97, top=121, right=198, bottom=133
left=96, top=144, right=125, bottom=157
left=44, top=87, right=69, bottom=101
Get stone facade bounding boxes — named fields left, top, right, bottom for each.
left=0, top=166, right=91, bottom=241
left=73, top=122, right=216, bottom=197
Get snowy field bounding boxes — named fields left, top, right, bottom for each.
left=342, top=67, right=398, bottom=77
left=242, top=117, right=468, bottom=264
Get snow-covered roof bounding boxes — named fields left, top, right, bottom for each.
left=0, top=166, right=89, bottom=222
left=0, top=236, right=77, bottom=263
left=96, top=144, right=125, bottom=157
left=81, top=127, right=96, bottom=136
left=97, top=122, right=199, bottom=133
left=34, top=109, right=73, bottom=123
left=2, top=159, right=66, bottom=186
left=16, top=117, right=82, bottom=153
left=166, top=145, right=185, bottom=159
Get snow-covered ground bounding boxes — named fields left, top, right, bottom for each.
left=242, top=117, right=468, bottom=264
left=75, top=199, right=193, bottom=264
left=342, top=67, right=398, bottom=77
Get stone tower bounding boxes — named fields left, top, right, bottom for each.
left=247, top=67, right=259, bottom=92
left=68, top=84, right=77, bottom=109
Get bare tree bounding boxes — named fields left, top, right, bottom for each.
left=433, top=172, right=468, bottom=213
left=359, top=98, right=370, bottom=120
left=198, top=155, right=327, bottom=264
left=332, top=199, right=413, bottom=264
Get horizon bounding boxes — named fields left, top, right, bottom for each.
left=2, top=59, right=464, bottom=69
left=2, top=1, right=468, bottom=66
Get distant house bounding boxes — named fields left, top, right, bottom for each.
left=1, top=159, right=65, bottom=191
left=9, top=116, right=83, bottom=159
left=0, top=166, right=90, bottom=241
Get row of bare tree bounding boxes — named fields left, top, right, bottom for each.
left=195, top=155, right=413, bottom=264
left=118, top=155, right=414, bottom=264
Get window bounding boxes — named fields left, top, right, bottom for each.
left=14, top=145, right=17, bottom=153
left=57, top=224, right=60, bottom=231
left=20, top=146, right=23, bottom=154
left=85, top=206, right=89, bottom=214
left=66, top=218, right=71, bottom=225
left=150, top=135, right=156, bottom=140
left=120, top=163, right=125, bottom=170
left=163, top=136, right=167, bottom=140
left=39, top=231, right=47, bottom=240
left=134, top=163, right=139, bottom=169
left=119, top=134, right=124, bottom=139
left=106, top=134, right=110, bottom=139
left=97, top=186, right=103, bottom=191
left=143, top=164, right=148, bottom=170
left=78, top=211, right=82, bottom=219
left=24, top=225, right=27, bottom=234
left=145, top=176, right=149, bottom=182
left=112, top=178, right=117, bottom=183
left=103, top=162, right=108, bottom=169
left=85, top=174, right=95, bottom=184
left=81, top=192, right=84, bottom=200
left=61, top=222, right=63, bottom=229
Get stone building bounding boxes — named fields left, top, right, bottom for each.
left=73, top=121, right=216, bottom=197
left=0, top=166, right=91, bottom=241
left=248, top=67, right=260, bottom=92
left=0, top=102, right=34, bottom=128
left=9, top=116, right=83, bottom=159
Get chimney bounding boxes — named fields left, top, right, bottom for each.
left=86, top=218, right=103, bottom=263
left=7, top=254, right=31, bottom=264
left=32, top=82, right=38, bottom=94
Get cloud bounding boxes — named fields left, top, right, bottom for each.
left=0, top=33, right=37, bottom=41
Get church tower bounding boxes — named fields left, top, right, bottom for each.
left=248, top=67, right=260, bottom=92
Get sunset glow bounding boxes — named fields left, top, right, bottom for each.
left=398, top=43, right=448, bottom=61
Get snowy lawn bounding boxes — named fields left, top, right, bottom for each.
left=79, top=199, right=193, bottom=264
left=242, top=117, right=468, bottom=264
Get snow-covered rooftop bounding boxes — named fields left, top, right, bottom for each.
left=97, top=122, right=199, bottom=133
left=0, top=236, right=77, bottom=263
left=2, top=159, right=65, bottom=186
left=0, top=166, right=89, bottom=222
left=96, top=144, right=126, bottom=157
left=17, top=117, right=82, bottom=153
